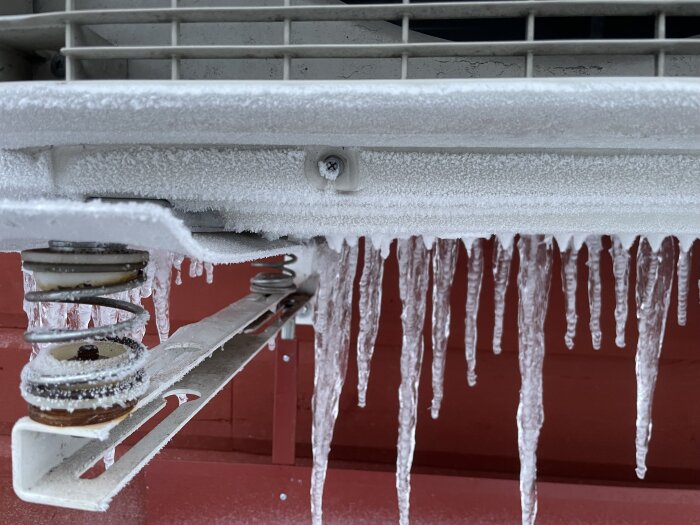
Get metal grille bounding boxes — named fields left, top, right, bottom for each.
left=1, top=1, right=699, bottom=80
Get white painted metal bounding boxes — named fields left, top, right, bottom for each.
left=12, top=287, right=312, bottom=511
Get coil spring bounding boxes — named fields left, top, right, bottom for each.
left=21, top=241, right=150, bottom=344
left=250, top=253, right=297, bottom=294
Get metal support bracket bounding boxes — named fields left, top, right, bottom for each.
left=12, top=288, right=312, bottom=511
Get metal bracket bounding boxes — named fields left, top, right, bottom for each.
left=12, top=288, right=312, bottom=511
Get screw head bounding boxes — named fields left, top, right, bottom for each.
left=279, top=493, right=288, bottom=501
left=319, top=155, right=344, bottom=181
left=282, top=354, right=291, bottom=363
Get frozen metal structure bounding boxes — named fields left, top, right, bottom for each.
left=0, top=1, right=699, bottom=524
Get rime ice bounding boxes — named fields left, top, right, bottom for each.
left=396, top=236, right=430, bottom=525
left=517, top=235, right=553, bottom=525
left=356, top=240, right=386, bottom=408
left=634, top=236, right=675, bottom=479
left=310, top=241, right=358, bottom=525
left=463, top=238, right=484, bottom=387
left=492, top=235, right=513, bottom=355
left=430, top=238, right=458, bottom=418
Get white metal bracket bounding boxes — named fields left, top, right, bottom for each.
left=12, top=288, right=312, bottom=511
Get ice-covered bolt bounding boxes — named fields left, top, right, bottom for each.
left=282, top=354, right=291, bottom=363
left=318, top=155, right=344, bottom=181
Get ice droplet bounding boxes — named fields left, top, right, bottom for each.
left=634, top=236, right=675, bottom=480
left=610, top=235, right=632, bottom=347
left=517, top=235, right=553, bottom=525
left=492, top=235, right=513, bottom=355
left=585, top=236, right=603, bottom=350
left=310, top=240, right=358, bottom=525
left=463, top=237, right=484, bottom=387
left=396, top=236, right=430, bottom=525
left=430, top=238, right=458, bottom=419
left=356, top=239, right=386, bottom=408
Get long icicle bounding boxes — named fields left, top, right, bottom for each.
left=492, top=235, right=514, bottom=355
left=610, top=235, right=632, bottom=347
left=517, top=235, right=553, bottom=525
left=559, top=238, right=578, bottom=350
left=464, top=238, right=484, bottom=387
left=310, top=241, right=358, bottom=525
left=356, top=239, right=386, bottom=408
left=634, top=236, right=675, bottom=479
left=430, top=238, right=458, bottom=419
left=585, top=235, right=603, bottom=350
left=396, top=236, right=431, bottom=525
left=677, top=244, right=691, bottom=326
left=152, top=250, right=175, bottom=343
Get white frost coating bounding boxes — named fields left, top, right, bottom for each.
left=310, top=241, right=358, bottom=525
left=204, top=262, right=214, bottom=284
left=188, top=258, right=204, bottom=279
left=103, top=447, right=115, bottom=470
left=635, top=236, right=676, bottom=480
left=431, top=238, right=458, bottom=418
left=677, top=248, right=691, bottom=326
left=585, top=236, right=603, bottom=350
left=559, top=239, right=579, bottom=350
left=492, top=235, right=514, bottom=355
left=396, top=237, right=430, bottom=525
left=173, top=255, right=184, bottom=286
left=610, top=236, right=632, bottom=347
left=517, top=235, right=553, bottom=525
left=356, top=240, right=385, bottom=408
left=152, top=250, right=175, bottom=344
left=463, top=238, right=484, bottom=387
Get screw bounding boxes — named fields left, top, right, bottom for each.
left=279, top=493, right=288, bottom=501
left=282, top=354, right=291, bottom=363
left=319, top=155, right=344, bottom=181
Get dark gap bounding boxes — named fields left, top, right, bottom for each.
left=535, top=16, right=655, bottom=40
left=666, top=17, right=700, bottom=38
left=409, top=18, right=526, bottom=42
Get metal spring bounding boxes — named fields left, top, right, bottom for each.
left=22, top=243, right=150, bottom=344
left=250, top=253, right=297, bottom=294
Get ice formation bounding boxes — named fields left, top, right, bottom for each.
left=585, top=236, right=603, bottom=350
left=516, top=235, right=553, bottom=525
left=204, top=261, right=215, bottom=284
left=559, top=238, right=579, bottom=350
left=152, top=250, right=175, bottom=343
left=464, top=238, right=484, bottom=386
left=356, top=240, right=385, bottom=408
left=634, top=236, right=676, bottom=480
left=676, top=246, right=691, bottom=326
left=610, top=235, right=632, bottom=347
left=189, top=257, right=203, bottom=279
left=22, top=271, right=40, bottom=357
left=430, top=238, right=458, bottom=418
left=396, top=237, right=430, bottom=525
left=173, top=254, right=184, bottom=285
left=492, top=235, right=513, bottom=355
left=103, top=447, right=115, bottom=470
left=310, top=241, right=358, bottom=525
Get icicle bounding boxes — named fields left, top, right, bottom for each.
left=153, top=250, right=175, bottom=344
left=559, top=240, right=578, bottom=350
left=268, top=337, right=276, bottom=352
left=585, top=236, right=603, bottom=350
left=610, top=236, right=632, bottom=347
left=516, top=235, right=553, bottom=525
left=492, top=235, right=514, bottom=355
left=430, top=238, right=458, bottom=418
left=356, top=240, right=386, bottom=408
left=173, top=254, right=184, bottom=286
left=204, top=262, right=214, bottom=284
left=188, top=257, right=199, bottom=279
left=22, top=271, right=41, bottom=357
left=634, top=236, right=675, bottom=480
left=310, top=241, right=358, bottom=525
left=176, top=393, right=188, bottom=405
left=103, top=447, right=115, bottom=470
left=396, top=236, right=430, bottom=525
left=463, top=238, right=484, bottom=387
left=677, top=247, right=691, bottom=326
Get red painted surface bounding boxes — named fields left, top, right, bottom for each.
left=0, top=238, right=698, bottom=523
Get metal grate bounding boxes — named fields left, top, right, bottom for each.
left=0, top=1, right=699, bottom=80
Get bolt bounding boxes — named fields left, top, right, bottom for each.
left=319, top=155, right=344, bottom=182
left=76, top=344, right=100, bottom=361
left=282, top=354, right=291, bottom=363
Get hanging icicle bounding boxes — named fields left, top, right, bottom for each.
left=396, top=236, right=431, bottom=525
left=492, top=235, right=514, bottom=355
left=430, top=238, right=458, bottom=419
left=204, top=262, right=215, bottom=284
left=310, top=241, right=358, bottom=525
left=559, top=238, right=579, bottom=350
left=634, top=236, right=675, bottom=480
left=173, top=254, right=184, bottom=286
left=356, top=239, right=386, bottom=408
left=676, top=243, right=691, bottom=326
left=585, top=236, right=603, bottom=350
left=22, top=271, right=41, bottom=358
left=463, top=237, right=484, bottom=387
left=610, top=235, right=632, bottom=347
left=516, top=235, right=553, bottom=525
left=152, top=250, right=175, bottom=344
